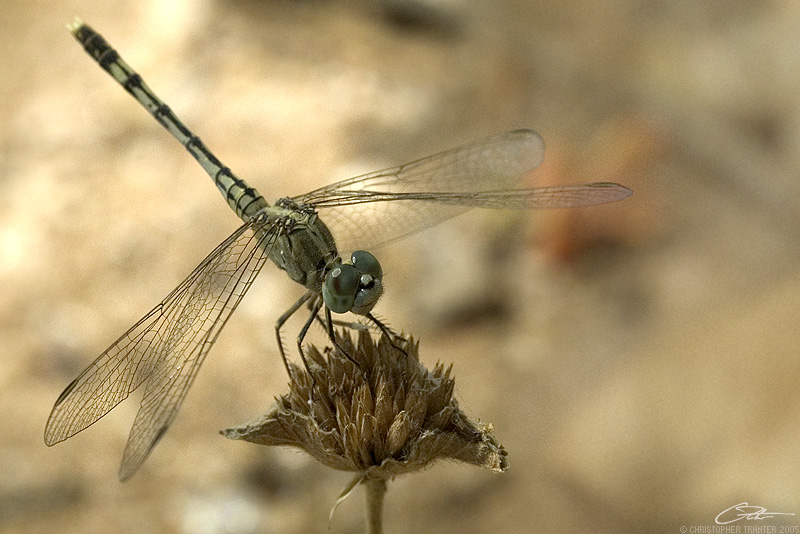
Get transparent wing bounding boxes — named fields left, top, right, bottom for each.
left=299, top=130, right=546, bottom=200
left=292, top=129, right=630, bottom=253
left=44, top=216, right=278, bottom=480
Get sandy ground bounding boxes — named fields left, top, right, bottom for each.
left=2, top=1, right=800, bottom=533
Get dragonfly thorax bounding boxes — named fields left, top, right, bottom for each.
left=264, top=201, right=385, bottom=316
left=263, top=199, right=338, bottom=292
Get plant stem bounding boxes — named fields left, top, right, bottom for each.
left=365, top=476, right=387, bottom=534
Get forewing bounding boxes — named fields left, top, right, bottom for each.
left=292, top=130, right=630, bottom=254
left=292, top=129, right=546, bottom=253
left=45, top=217, right=277, bottom=479
left=307, top=183, right=631, bottom=210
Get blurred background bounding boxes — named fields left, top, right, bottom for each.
left=2, top=0, right=800, bottom=532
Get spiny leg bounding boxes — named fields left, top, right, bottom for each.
left=295, top=296, right=323, bottom=372
left=366, top=313, right=409, bottom=355
left=318, top=308, right=407, bottom=349
left=275, top=290, right=314, bottom=379
left=323, top=307, right=370, bottom=377
left=312, top=311, right=369, bottom=333
left=366, top=313, right=403, bottom=340
left=277, top=292, right=369, bottom=386
left=296, top=300, right=368, bottom=381
left=312, top=307, right=408, bottom=359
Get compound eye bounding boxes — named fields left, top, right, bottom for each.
left=322, top=264, right=359, bottom=313
left=352, top=277, right=383, bottom=315
left=351, top=250, right=382, bottom=280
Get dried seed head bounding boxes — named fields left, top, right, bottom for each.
left=222, top=330, right=507, bottom=479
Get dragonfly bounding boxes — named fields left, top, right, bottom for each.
left=45, top=19, right=633, bottom=481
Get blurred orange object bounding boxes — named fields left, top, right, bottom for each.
left=526, top=114, right=667, bottom=263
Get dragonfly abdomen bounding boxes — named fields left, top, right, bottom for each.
left=207, top=159, right=269, bottom=220
left=71, top=21, right=269, bottom=222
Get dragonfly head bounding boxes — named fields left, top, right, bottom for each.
left=322, top=250, right=383, bottom=315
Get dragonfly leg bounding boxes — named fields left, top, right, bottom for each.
left=275, top=290, right=315, bottom=378
left=324, top=307, right=369, bottom=378
left=296, top=296, right=322, bottom=370
left=313, top=312, right=370, bottom=333
left=295, top=296, right=325, bottom=396
left=366, top=313, right=409, bottom=356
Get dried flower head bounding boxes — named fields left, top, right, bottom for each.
left=222, top=330, right=507, bottom=479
